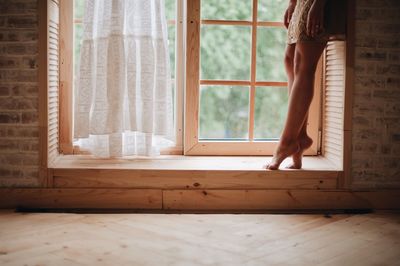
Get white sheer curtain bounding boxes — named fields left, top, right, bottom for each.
left=74, top=0, right=175, bottom=157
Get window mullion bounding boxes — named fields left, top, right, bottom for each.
left=248, top=0, right=258, bottom=141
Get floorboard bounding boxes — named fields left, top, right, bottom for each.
left=0, top=210, right=399, bottom=265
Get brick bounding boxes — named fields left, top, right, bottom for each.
left=373, top=89, right=400, bottom=100
left=388, top=52, right=400, bottom=63
left=373, top=23, right=400, bottom=35
left=356, top=49, right=387, bottom=61
left=354, top=22, right=374, bottom=35
left=15, top=127, right=39, bottom=138
left=17, top=69, right=37, bottom=82
left=355, top=35, right=377, bottom=48
left=384, top=103, right=400, bottom=116
left=0, top=32, right=19, bottom=42
left=355, top=8, right=376, bottom=20
left=377, top=37, right=400, bottom=48
left=381, top=144, right=392, bottom=155
left=0, top=1, right=38, bottom=15
left=352, top=157, right=374, bottom=169
left=354, top=76, right=386, bottom=90
left=353, top=101, right=384, bottom=116
left=7, top=16, right=37, bottom=29
left=386, top=77, right=400, bottom=90
left=6, top=43, right=37, bottom=55
left=352, top=116, right=372, bottom=127
left=393, top=134, right=400, bottom=142
left=373, top=157, right=399, bottom=169
left=354, top=142, right=378, bottom=154
left=354, top=129, right=380, bottom=140
left=21, top=111, right=37, bottom=124
left=0, top=57, right=19, bottom=68
left=5, top=126, right=39, bottom=138
left=11, top=84, right=38, bottom=96
left=392, top=144, right=400, bottom=155
left=0, top=140, right=19, bottom=151
left=22, top=57, right=37, bottom=69
left=0, top=86, right=10, bottom=96
left=0, top=112, right=20, bottom=123
left=0, top=17, right=6, bottom=27
left=19, top=139, right=39, bottom=152
left=0, top=97, right=37, bottom=110
left=0, top=168, right=11, bottom=177
left=376, top=65, right=400, bottom=76
left=355, top=64, right=376, bottom=75
left=0, top=153, right=39, bottom=166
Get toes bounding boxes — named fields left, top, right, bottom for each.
left=267, top=163, right=279, bottom=170
left=263, top=163, right=279, bottom=170
left=285, top=164, right=301, bottom=169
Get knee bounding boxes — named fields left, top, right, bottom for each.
left=294, top=55, right=317, bottom=77
left=284, top=51, right=294, bottom=70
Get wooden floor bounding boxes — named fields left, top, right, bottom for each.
left=1, top=210, right=399, bottom=266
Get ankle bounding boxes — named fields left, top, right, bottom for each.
left=279, top=138, right=297, bottom=147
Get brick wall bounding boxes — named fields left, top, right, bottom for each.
left=352, top=0, right=400, bottom=188
left=0, top=0, right=40, bottom=187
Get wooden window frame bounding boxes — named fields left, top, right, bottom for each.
left=51, top=0, right=355, bottom=187
left=59, top=0, right=321, bottom=157
left=184, top=0, right=322, bottom=155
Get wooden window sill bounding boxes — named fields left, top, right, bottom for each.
left=49, top=155, right=342, bottom=190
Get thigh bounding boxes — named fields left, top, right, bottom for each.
left=294, top=41, right=326, bottom=73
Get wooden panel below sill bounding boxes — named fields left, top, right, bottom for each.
left=52, top=169, right=340, bottom=189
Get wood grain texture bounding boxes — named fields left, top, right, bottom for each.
left=0, top=189, right=162, bottom=209
left=248, top=0, right=258, bottom=140
left=163, top=190, right=400, bottom=210
left=0, top=211, right=399, bottom=265
left=52, top=169, right=338, bottom=189
left=59, top=0, right=73, bottom=154
left=184, top=0, right=201, bottom=154
left=1, top=189, right=398, bottom=210
left=51, top=155, right=339, bottom=170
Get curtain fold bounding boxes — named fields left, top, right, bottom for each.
left=74, top=0, right=175, bottom=157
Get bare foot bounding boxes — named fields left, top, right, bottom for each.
left=265, top=141, right=300, bottom=170
left=286, top=136, right=313, bottom=169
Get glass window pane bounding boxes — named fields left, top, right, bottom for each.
left=201, top=25, right=251, bottom=80
left=254, top=86, right=288, bottom=139
left=74, top=0, right=85, bottom=19
left=256, top=27, right=287, bottom=81
left=201, top=0, right=252, bottom=21
left=74, top=23, right=83, bottom=76
left=168, top=25, right=176, bottom=78
left=165, top=0, right=176, bottom=21
left=258, top=0, right=287, bottom=22
left=199, top=86, right=249, bottom=140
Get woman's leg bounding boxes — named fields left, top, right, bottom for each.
left=283, top=43, right=312, bottom=169
left=266, top=41, right=326, bottom=170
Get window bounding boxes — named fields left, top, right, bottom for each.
left=184, top=0, right=321, bottom=155
left=60, top=0, right=323, bottom=156
left=65, top=0, right=185, bottom=155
